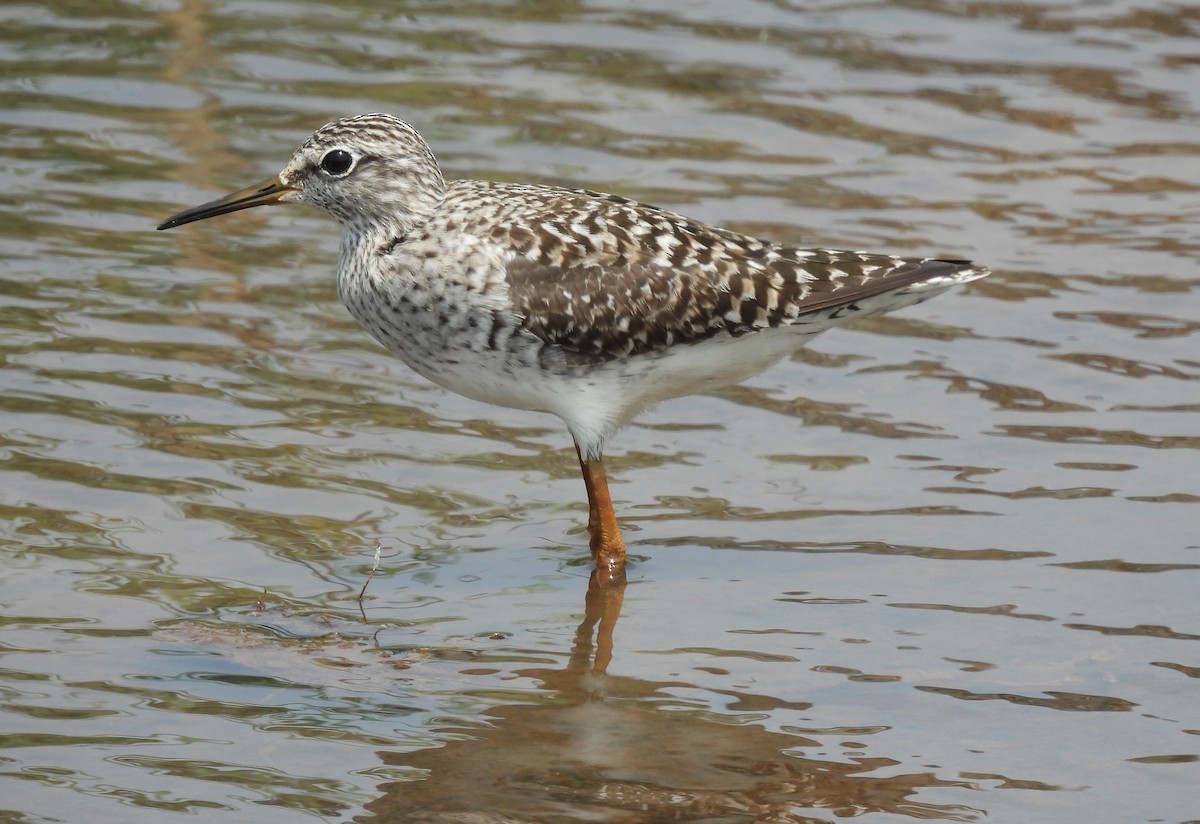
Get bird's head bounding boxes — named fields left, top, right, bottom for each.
left=158, top=113, right=445, bottom=235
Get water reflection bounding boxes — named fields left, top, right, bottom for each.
left=364, top=572, right=982, bottom=823
left=4, top=0, right=1199, bottom=821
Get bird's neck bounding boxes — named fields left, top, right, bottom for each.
left=337, top=219, right=398, bottom=287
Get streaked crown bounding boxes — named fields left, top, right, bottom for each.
left=281, top=113, right=446, bottom=231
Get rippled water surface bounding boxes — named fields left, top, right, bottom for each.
left=2, top=2, right=1198, bottom=822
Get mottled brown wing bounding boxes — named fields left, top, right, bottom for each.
left=501, top=191, right=978, bottom=359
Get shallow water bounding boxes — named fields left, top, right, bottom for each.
left=2, top=1, right=1198, bottom=822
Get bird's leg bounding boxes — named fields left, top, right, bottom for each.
left=574, top=445, right=626, bottom=574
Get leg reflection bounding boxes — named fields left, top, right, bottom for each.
left=363, top=567, right=981, bottom=822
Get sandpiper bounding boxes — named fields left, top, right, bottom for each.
left=158, top=113, right=989, bottom=573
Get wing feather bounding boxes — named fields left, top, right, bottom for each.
left=474, top=185, right=986, bottom=359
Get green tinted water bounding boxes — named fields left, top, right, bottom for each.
left=2, top=2, right=1197, bottom=822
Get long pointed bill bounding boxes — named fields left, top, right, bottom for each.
left=157, top=175, right=295, bottom=230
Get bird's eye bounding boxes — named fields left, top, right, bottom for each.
left=319, top=149, right=354, bottom=176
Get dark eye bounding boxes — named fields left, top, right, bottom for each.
left=319, top=149, right=354, bottom=176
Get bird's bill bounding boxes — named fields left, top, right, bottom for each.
left=157, top=175, right=295, bottom=230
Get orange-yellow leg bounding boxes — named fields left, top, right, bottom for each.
left=575, top=445, right=626, bottom=573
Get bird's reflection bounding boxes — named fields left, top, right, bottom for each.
left=361, top=567, right=981, bottom=823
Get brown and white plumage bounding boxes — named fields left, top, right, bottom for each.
left=158, top=113, right=989, bottom=574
